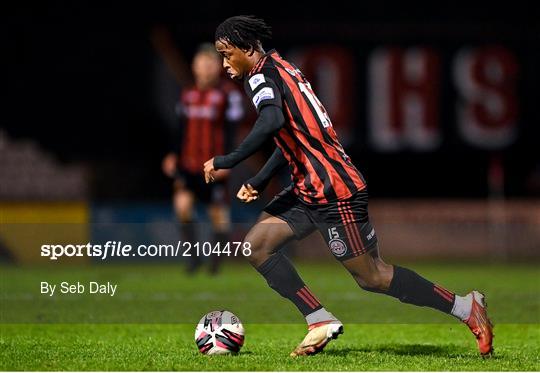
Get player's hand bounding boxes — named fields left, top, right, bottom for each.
left=162, top=153, right=177, bottom=178
left=237, top=184, right=259, bottom=203
left=203, top=158, right=216, bottom=184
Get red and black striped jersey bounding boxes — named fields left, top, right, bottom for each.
left=176, top=80, right=244, bottom=174
left=243, top=50, right=366, bottom=203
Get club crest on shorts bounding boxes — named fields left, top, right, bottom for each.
left=329, top=238, right=347, bottom=257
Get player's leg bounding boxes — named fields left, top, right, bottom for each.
left=341, top=249, right=493, bottom=355
left=207, top=201, right=229, bottom=275
left=342, top=248, right=456, bottom=313
left=322, top=192, right=472, bottom=314
left=244, top=212, right=317, bottom=310
left=320, top=192, right=493, bottom=355
left=245, top=211, right=335, bottom=321
left=252, top=189, right=343, bottom=356
left=245, top=212, right=343, bottom=356
left=248, top=189, right=325, bottom=314
left=172, top=180, right=199, bottom=273
left=243, top=212, right=293, bottom=265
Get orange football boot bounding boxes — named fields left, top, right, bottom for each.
left=464, top=291, right=494, bottom=356
left=290, top=320, right=343, bottom=357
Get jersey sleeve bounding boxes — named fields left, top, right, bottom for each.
left=243, top=67, right=283, bottom=113
left=245, top=146, right=288, bottom=192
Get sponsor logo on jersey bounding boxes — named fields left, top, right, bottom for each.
left=252, top=87, right=274, bottom=107
left=329, top=238, right=347, bottom=257
left=367, top=228, right=375, bottom=241
left=248, top=74, right=266, bottom=90
left=285, top=67, right=300, bottom=77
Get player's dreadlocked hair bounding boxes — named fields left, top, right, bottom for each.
left=215, top=15, right=272, bottom=53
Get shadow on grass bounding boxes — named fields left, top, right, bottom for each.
left=327, top=344, right=472, bottom=358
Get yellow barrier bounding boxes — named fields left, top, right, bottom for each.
left=0, top=202, right=89, bottom=264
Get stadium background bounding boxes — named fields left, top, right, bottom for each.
left=2, top=1, right=538, bottom=263
left=1, top=3, right=539, bottom=370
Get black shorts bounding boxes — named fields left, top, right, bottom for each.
left=264, top=187, right=378, bottom=261
left=175, top=170, right=227, bottom=204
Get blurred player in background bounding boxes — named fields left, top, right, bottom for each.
left=204, top=15, right=493, bottom=356
left=156, top=39, right=245, bottom=274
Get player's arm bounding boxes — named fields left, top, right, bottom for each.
left=162, top=103, right=186, bottom=178
left=212, top=105, right=284, bottom=170
left=237, top=147, right=287, bottom=203
left=246, top=147, right=287, bottom=191
left=204, top=73, right=284, bottom=182
left=214, top=74, right=283, bottom=169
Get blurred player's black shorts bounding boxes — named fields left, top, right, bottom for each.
left=175, top=170, right=227, bottom=204
left=264, top=186, right=377, bottom=261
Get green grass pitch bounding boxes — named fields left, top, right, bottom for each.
left=1, top=262, right=539, bottom=371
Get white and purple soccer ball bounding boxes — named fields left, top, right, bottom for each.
left=194, top=310, right=245, bottom=355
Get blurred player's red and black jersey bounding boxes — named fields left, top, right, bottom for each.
left=176, top=81, right=244, bottom=174
left=244, top=50, right=366, bottom=203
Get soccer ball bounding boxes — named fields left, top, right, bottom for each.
left=194, top=310, right=245, bottom=355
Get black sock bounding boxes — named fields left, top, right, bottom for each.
left=257, top=252, right=323, bottom=316
left=386, top=266, right=455, bottom=314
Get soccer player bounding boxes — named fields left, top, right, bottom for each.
left=204, top=16, right=493, bottom=356
left=161, top=43, right=245, bottom=274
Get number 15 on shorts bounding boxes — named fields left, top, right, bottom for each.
left=328, top=227, right=339, bottom=239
